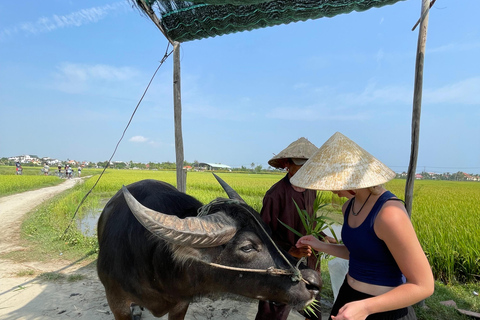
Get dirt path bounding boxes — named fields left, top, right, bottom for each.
left=0, top=180, right=331, bottom=320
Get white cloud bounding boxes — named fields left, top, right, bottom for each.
left=51, top=62, right=139, bottom=93
left=128, top=136, right=166, bottom=148
left=424, top=77, right=480, bottom=105
left=266, top=76, right=480, bottom=122
left=428, top=41, right=480, bottom=54
left=59, top=63, right=138, bottom=81
left=0, top=2, right=128, bottom=40
left=129, top=136, right=149, bottom=143
left=337, top=77, right=480, bottom=107
left=266, top=81, right=412, bottom=121
left=341, top=82, right=412, bottom=106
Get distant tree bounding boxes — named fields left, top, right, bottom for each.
left=85, top=162, right=95, bottom=168
left=453, top=171, right=465, bottom=181
left=0, top=157, right=10, bottom=165
left=147, top=162, right=156, bottom=170
left=115, top=162, right=127, bottom=169
left=97, top=161, right=109, bottom=168
left=420, top=171, right=430, bottom=179
left=182, top=160, right=193, bottom=167
left=254, top=164, right=263, bottom=173
left=161, top=161, right=176, bottom=170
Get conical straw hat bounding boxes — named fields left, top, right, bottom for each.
left=290, top=132, right=396, bottom=190
left=268, top=137, right=318, bottom=169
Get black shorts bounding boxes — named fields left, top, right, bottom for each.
left=329, top=278, right=416, bottom=320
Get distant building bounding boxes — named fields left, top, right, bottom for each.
left=198, top=162, right=232, bottom=171
left=463, top=172, right=478, bottom=181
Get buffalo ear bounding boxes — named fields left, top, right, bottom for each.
left=122, top=186, right=238, bottom=248
left=212, top=173, right=246, bottom=203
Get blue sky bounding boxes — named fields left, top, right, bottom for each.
left=1, top=0, right=479, bottom=173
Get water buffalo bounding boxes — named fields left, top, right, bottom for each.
left=97, top=175, right=321, bottom=320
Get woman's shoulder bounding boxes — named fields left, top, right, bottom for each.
left=375, top=198, right=411, bottom=234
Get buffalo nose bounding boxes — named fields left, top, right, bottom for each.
left=302, top=270, right=322, bottom=293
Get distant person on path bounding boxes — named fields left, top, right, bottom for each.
left=15, top=161, right=21, bottom=175
left=66, top=165, right=73, bottom=179
left=58, top=164, right=62, bottom=175
left=293, top=132, right=434, bottom=320
left=256, top=137, right=332, bottom=320
left=77, top=166, right=82, bottom=177
left=43, top=163, right=50, bottom=176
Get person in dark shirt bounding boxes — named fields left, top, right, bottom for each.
left=256, top=137, right=328, bottom=320
left=293, top=132, right=434, bottom=320
left=15, top=161, right=22, bottom=175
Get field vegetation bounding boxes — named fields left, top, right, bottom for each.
left=0, top=166, right=64, bottom=196
left=1, top=167, right=478, bottom=319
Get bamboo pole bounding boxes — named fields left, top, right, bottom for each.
left=173, top=42, right=186, bottom=192
left=405, top=0, right=431, bottom=217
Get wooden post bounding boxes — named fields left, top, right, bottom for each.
left=405, top=0, right=430, bottom=217
left=173, top=42, right=186, bottom=193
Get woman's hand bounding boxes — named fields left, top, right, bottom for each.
left=297, top=234, right=349, bottom=260
left=331, top=300, right=369, bottom=320
left=296, top=235, right=322, bottom=251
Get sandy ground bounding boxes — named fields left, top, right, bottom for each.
left=0, top=179, right=331, bottom=320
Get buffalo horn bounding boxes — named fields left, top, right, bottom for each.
left=212, top=173, right=245, bottom=203
left=122, top=186, right=238, bottom=248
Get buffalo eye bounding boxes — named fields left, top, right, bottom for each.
left=240, top=244, right=256, bottom=253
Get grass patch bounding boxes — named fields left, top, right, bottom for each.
left=0, top=174, right=63, bottom=196
left=15, top=269, right=35, bottom=277
left=67, top=274, right=87, bottom=282
left=413, top=280, right=480, bottom=320
left=37, top=272, right=85, bottom=282
left=39, top=272, right=66, bottom=282
left=20, top=186, right=100, bottom=263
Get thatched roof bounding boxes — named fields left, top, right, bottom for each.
left=130, top=0, right=405, bottom=42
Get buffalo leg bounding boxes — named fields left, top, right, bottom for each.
left=104, top=285, right=133, bottom=320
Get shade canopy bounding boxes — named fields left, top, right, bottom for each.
left=131, top=0, right=405, bottom=42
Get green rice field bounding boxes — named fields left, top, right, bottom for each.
left=0, top=174, right=62, bottom=196
left=2, top=167, right=479, bottom=285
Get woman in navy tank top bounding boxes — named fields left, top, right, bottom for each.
left=290, top=132, right=434, bottom=320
